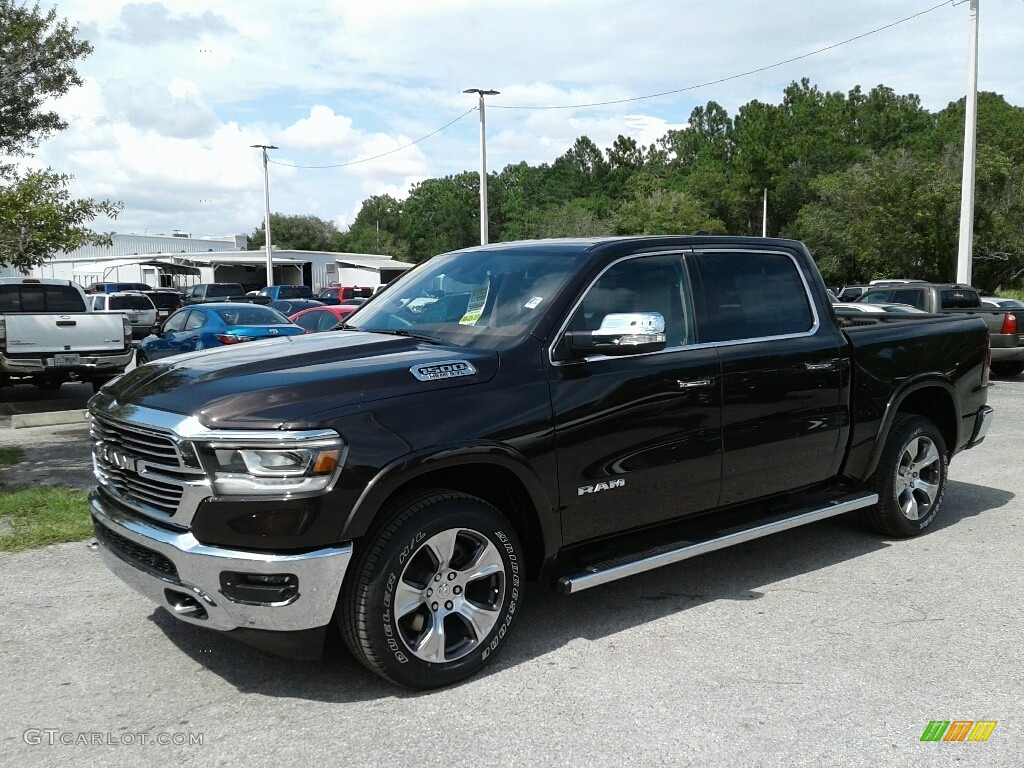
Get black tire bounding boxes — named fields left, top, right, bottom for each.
left=990, top=361, right=1024, bottom=377
left=135, top=350, right=149, bottom=365
left=858, top=414, right=948, bottom=537
left=33, top=378, right=62, bottom=391
left=338, top=490, right=524, bottom=689
left=90, top=377, right=113, bottom=393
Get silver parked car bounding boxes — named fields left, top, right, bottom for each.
left=89, top=291, right=158, bottom=339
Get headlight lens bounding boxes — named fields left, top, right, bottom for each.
left=195, top=435, right=343, bottom=496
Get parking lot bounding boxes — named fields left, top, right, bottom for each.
left=1, top=379, right=1021, bottom=768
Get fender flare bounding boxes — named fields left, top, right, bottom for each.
left=340, top=441, right=559, bottom=559
left=859, top=376, right=959, bottom=481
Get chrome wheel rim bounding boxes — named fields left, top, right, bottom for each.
left=894, top=435, right=941, bottom=521
left=394, top=528, right=506, bottom=664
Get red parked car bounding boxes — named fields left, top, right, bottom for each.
left=289, top=304, right=358, bottom=333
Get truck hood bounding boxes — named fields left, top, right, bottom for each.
left=101, top=331, right=498, bottom=429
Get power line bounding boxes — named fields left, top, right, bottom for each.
left=268, top=107, right=476, bottom=169
left=493, top=0, right=957, bottom=110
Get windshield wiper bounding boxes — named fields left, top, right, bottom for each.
left=359, top=328, right=453, bottom=346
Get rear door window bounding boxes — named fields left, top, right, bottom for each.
left=697, top=251, right=814, bottom=342
left=184, top=310, right=207, bottom=330
left=890, top=289, right=928, bottom=310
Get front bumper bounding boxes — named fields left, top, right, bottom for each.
left=90, top=492, right=352, bottom=634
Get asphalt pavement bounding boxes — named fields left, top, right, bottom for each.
left=1, top=378, right=1021, bottom=767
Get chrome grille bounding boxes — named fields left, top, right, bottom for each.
left=90, top=411, right=205, bottom=518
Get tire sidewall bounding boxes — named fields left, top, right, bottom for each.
left=882, top=418, right=948, bottom=534
left=364, top=500, right=523, bottom=688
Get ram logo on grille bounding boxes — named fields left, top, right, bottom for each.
left=96, top=442, right=138, bottom=472
left=410, top=360, right=477, bottom=381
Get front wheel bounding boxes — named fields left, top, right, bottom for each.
left=859, top=414, right=948, bottom=537
left=338, top=490, right=523, bottom=689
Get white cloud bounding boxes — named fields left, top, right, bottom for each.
left=282, top=106, right=357, bottom=152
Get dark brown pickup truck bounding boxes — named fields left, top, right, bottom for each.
left=88, top=236, right=994, bottom=689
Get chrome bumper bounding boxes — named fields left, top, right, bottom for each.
left=0, top=349, right=134, bottom=374
left=90, top=493, right=351, bottom=633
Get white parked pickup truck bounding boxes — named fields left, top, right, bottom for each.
left=0, top=278, right=135, bottom=391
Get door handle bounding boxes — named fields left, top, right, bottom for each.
left=805, top=360, right=838, bottom=371
left=677, top=378, right=715, bottom=389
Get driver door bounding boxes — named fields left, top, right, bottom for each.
left=548, top=251, right=723, bottom=545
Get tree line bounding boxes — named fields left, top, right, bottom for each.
left=259, top=79, right=1023, bottom=291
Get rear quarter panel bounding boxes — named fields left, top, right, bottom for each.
left=839, top=314, right=989, bottom=481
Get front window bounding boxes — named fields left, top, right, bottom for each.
left=347, top=247, right=590, bottom=349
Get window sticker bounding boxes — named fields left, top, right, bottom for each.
left=459, top=286, right=489, bottom=325
left=524, top=296, right=544, bottom=309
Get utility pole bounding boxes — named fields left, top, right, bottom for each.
left=463, top=88, right=499, bottom=245
left=762, top=188, right=768, bottom=237
left=251, top=143, right=278, bottom=287
left=956, top=0, right=979, bottom=285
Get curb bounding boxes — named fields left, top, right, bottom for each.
left=9, top=410, right=90, bottom=429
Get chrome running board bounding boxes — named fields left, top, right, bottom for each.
left=558, top=492, right=878, bottom=594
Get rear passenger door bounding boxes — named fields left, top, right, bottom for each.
left=693, top=248, right=844, bottom=506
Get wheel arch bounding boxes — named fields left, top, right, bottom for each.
left=341, top=445, right=558, bottom=580
left=861, top=378, right=959, bottom=481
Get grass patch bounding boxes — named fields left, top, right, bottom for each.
left=0, top=484, right=91, bottom=552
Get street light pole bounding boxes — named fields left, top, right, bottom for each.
left=463, top=88, right=499, bottom=245
left=251, top=143, right=278, bottom=287
left=956, top=0, right=979, bottom=286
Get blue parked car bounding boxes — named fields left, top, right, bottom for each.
left=256, top=284, right=315, bottom=301
left=136, top=302, right=305, bottom=363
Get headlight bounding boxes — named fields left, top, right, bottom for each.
left=194, top=433, right=344, bottom=496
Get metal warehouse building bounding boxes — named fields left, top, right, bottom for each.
left=3, top=233, right=412, bottom=292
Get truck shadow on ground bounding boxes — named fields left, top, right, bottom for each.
left=149, top=478, right=1011, bottom=702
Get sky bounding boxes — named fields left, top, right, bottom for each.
left=20, top=0, right=1024, bottom=242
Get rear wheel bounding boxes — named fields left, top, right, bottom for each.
left=858, top=414, right=948, bottom=537
left=135, top=349, right=149, bottom=365
left=990, top=361, right=1024, bottom=377
left=339, top=490, right=523, bottom=689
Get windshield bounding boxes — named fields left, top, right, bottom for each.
left=346, top=246, right=589, bottom=349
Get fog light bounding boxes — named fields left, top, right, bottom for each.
left=220, top=572, right=298, bottom=605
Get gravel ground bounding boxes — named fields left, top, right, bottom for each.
left=0, top=422, right=94, bottom=490
left=1, top=379, right=1021, bottom=767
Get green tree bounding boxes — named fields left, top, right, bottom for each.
left=614, top=174, right=725, bottom=236
left=1, top=0, right=120, bottom=272
left=0, top=0, right=93, bottom=156
left=339, top=194, right=407, bottom=257
left=401, top=173, right=479, bottom=262
left=791, top=150, right=961, bottom=286
left=0, top=170, right=122, bottom=268
left=247, top=213, right=340, bottom=251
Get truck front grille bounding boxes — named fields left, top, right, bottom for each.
left=94, top=519, right=180, bottom=581
left=90, top=412, right=205, bottom=519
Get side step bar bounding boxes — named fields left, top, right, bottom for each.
left=558, top=492, right=878, bottom=594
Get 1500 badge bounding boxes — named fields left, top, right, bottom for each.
left=578, top=479, right=625, bottom=496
